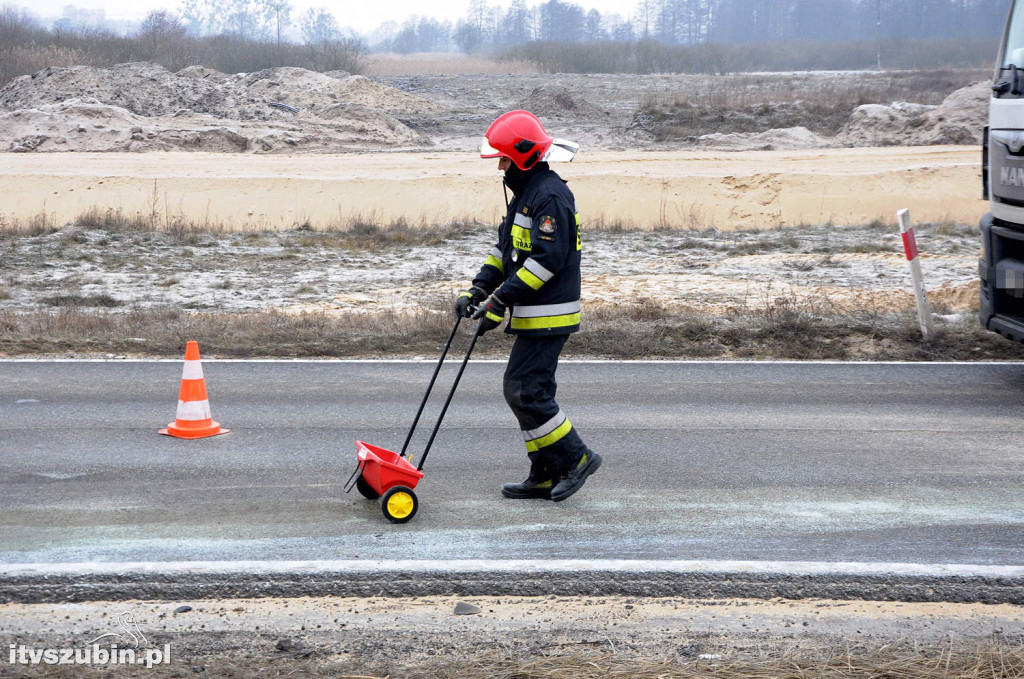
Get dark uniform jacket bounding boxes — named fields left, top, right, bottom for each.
left=472, top=166, right=582, bottom=336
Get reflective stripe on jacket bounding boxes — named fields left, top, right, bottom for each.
left=472, top=168, right=582, bottom=336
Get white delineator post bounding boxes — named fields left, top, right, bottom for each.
left=897, top=208, right=934, bottom=340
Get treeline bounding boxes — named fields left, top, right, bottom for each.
left=381, top=0, right=1009, bottom=54
left=0, top=6, right=365, bottom=88
left=500, top=36, right=1000, bottom=74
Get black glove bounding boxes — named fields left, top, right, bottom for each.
left=455, top=286, right=487, bottom=319
left=472, top=294, right=507, bottom=334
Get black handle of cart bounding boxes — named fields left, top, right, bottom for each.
left=399, top=314, right=463, bottom=458
left=415, top=320, right=485, bottom=471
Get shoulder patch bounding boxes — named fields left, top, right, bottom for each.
left=523, top=207, right=529, bottom=215
left=538, top=216, right=556, bottom=234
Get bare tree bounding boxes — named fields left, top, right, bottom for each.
left=138, top=10, right=190, bottom=68
left=537, top=0, right=585, bottom=41
left=178, top=0, right=233, bottom=35
left=224, top=0, right=262, bottom=40
left=467, top=0, right=494, bottom=43
left=584, top=8, right=603, bottom=40
left=453, top=19, right=483, bottom=52
left=300, top=7, right=339, bottom=44
left=266, top=0, right=292, bottom=45
left=634, top=0, right=656, bottom=37
left=496, top=1, right=533, bottom=48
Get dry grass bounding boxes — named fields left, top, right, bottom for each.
left=0, top=305, right=496, bottom=358
left=0, top=207, right=483, bottom=251
left=0, top=205, right=222, bottom=241
left=6, top=641, right=1022, bottom=678
left=39, top=293, right=124, bottom=308
left=283, top=213, right=479, bottom=250
left=588, top=204, right=713, bottom=232
left=453, top=644, right=1024, bottom=679
left=0, top=216, right=1003, bottom=361
left=574, top=288, right=1024, bottom=361
left=1, top=294, right=1021, bottom=361
left=364, top=52, right=538, bottom=75
left=0, top=210, right=60, bottom=236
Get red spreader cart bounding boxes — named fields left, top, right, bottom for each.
left=345, top=314, right=483, bottom=523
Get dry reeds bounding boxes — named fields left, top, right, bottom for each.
left=4, top=641, right=1020, bottom=678
left=501, top=37, right=999, bottom=75
left=0, top=8, right=367, bottom=88
left=364, top=52, right=537, bottom=75
left=0, top=305, right=495, bottom=358
left=450, top=644, right=1024, bottom=679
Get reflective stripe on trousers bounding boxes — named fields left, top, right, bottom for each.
left=503, top=334, right=588, bottom=478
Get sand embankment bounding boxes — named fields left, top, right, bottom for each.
left=0, top=146, right=984, bottom=230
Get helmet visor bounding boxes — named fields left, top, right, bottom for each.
left=480, top=137, right=505, bottom=159
left=543, top=138, right=579, bottom=163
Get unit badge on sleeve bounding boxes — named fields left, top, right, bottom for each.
left=538, top=216, right=556, bottom=238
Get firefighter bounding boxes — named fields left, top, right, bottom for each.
left=454, top=110, right=601, bottom=502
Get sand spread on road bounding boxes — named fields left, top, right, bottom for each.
left=0, top=146, right=984, bottom=231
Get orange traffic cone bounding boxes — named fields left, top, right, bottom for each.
left=160, top=341, right=229, bottom=439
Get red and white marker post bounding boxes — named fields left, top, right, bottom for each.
left=897, top=208, right=934, bottom=340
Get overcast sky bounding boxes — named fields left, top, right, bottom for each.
left=22, top=0, right=632, bottom=33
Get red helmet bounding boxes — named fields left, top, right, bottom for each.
left=480, top=110, right=553, bottom=171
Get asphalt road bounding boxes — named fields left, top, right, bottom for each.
left=2, top=360, right=1023, bottom=566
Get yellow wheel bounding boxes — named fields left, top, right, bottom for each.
left=381, top=486, right=418, bottom=524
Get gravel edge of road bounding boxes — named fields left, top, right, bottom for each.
left=3, top=560, right=1022, bottom=605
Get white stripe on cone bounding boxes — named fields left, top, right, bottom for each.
left=176, top=399, right=212, bottom=421
left=181, top=360, right=205, bottom=381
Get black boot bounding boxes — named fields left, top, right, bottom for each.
left=501, top=475, right=555, bottom=499
left=551, top=451, right=602, bottom=502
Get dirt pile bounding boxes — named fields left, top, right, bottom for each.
left=0, top=68, right=991, bottom=154
left=0, top=97, right=424, bottom=153
left=514, top=84, right=608, bottom=120
left=839, top=80, right=989, bottom=146
left=334, top=75, right=444, bottom=115
left=0, top=62, right=438, bottom=153
left=658, top=80, right=989, bottom=151
left=1, top=62, right=212, bottom=117
left=638, top=100, right=850, bottom=143
left=696, top=126, right=826, bottom=150
left=0, top=62, right=442, bottom=119
left=626, top=78, right=990, bottom=151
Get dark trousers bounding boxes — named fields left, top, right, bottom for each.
left=503, top=334, right=589, bottom=480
